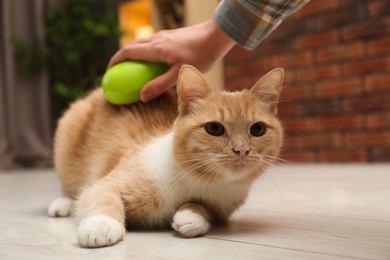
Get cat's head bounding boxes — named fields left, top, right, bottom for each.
left=173, top=65, right=284, bottom=183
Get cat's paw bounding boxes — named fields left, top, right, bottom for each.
left=172, top=209, right=210, bottom=238
left=48, top=196, right=74, bottom=217
left=77, top=215, right=124, bottom=248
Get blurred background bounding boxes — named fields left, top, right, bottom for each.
left=225, top=0, right=390, bottom=163
left=0, top=0, right=389, bottom=169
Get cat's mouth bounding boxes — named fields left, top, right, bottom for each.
left=225, top=154, right=261, bottom=172
left=226, top=156, right=251, bottom=168
left=215, top=153, right=257, bottom=172
left=235, top=157, right=246, bottom=166
left=220, top=158, right=257, bottom=181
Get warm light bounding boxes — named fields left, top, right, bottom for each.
left=135, top=25, right=154, bottom=39
left=119, top=0, right=154, bottom=47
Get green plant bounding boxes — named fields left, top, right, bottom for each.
left=13, top=0, right=120, bottom=121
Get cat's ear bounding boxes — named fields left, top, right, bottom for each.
left=177, top=65, right=211, bottom=115
left=250, top=68, right=284, bottom=115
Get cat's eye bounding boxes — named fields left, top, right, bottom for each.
left=250, top=122, right=267, bottom=137
left=205, top=122, right=225, bottom=136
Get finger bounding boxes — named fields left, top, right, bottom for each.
left=140, top=65, right=180, bottom=102
left=107, top=43, right=165, bottom=69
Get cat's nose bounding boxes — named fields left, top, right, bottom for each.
left=232, top=146, right=251, bottom=158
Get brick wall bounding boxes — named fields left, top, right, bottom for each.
left=224, top=0, right=390, bottom=163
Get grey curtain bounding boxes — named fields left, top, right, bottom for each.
left=0, top=0, right=61, bottom=169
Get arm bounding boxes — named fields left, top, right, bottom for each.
left=215, top=0, right=311, bottom=50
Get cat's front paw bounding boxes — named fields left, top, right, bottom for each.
left=172, top=209, right=210, bottom=238
left=48, top=196, right=74, bottom=217
left=77, top=215, right=125, bottom=248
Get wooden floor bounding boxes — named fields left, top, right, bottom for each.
left=0, top=164, right=389, bottom=260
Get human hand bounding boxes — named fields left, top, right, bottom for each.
left=107, top=18, right=235, bottom=102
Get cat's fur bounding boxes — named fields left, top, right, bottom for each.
left=48, top=65, right=284, bottom=248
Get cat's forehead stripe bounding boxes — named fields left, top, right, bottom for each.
left=203, top=92, right=270, bottom=125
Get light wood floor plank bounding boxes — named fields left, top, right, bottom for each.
left=1, top=165, right=389, bottom=259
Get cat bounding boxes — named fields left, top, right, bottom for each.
left=48, top=65, right=284, bottom=248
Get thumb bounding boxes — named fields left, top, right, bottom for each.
left=140, top=65, right=180, bottom=102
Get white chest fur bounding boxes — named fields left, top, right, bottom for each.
left=139, top=132, right=250, bottom=224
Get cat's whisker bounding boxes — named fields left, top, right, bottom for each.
left=259, top=156, right=276, bottom=166
left=185, top=164, right=214, bottom=201
left=262, top=155, right=296, bottom=166
left=181, top=159, right=218, bottom=199
left=167, top=162, right=202, bottom=190
left=200, top=164, right=221, bottom=199
left=173, top=153, right=217, bottom=164
left=259, top=158, right=285, bottom=171
left=277, top=98, right=292, bottom=104
left=171, top=153, right=224, bottom=202
left=253, top=164, right=267, bottom=177
left=267, top=170, right=288, bottom=206
left=181, top=158, right=224, bottom=199
left=167, top=157, right=217, bottom=191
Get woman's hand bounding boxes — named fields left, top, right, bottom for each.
left=107, top=18, right=235, bottom=102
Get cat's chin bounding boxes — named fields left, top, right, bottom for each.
left=225, top=156, right=252, bottom=168
left=219, top=162, right=258, bottom=182
left=228, top=162, right=248, bottom=171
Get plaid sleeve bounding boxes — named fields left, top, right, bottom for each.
left=215, top=0, right=311, bottom=50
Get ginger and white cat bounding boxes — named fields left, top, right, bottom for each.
left=48, top=65, right=284, bottom=248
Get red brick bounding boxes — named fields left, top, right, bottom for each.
left=314, top=78, right=362, bottom=98
left=343, top=56, right=390, bottom=76
left=282, top=134, right=296, bottom=148
left=371, top=147, right=390, bottom=162
left=365, top=73, right=390, bottom=93
left=316, top=5, right=366, bottom=29
left=225, top=46, right=254, bottom=63
left=295, top=133, right=343, bottom=149
left=338, top=0, right=359, bottom=8
left=270, top=17, right=308, bottom=41
left=319, top=150, right=366, bottom=162
left=280, top=151, right=316, bottom=163
left=225, top=59, right=274, bottom=79
left=282, top=118, right=315, bottom=133
left=247, top=61, right=276, bottom=74
left=367, top=113, right=390, bottom=129
left=294, top=99, right=343, bottom=116
left=316, top=115, right=363, bottom=130
left=283, top=69, right=297, bottom=84
left=257, top=40, right=295, bottom=55
left=273, top=51, right=314, bottom=68
left=277, top=102, right=295, bottom=117
left=342, top=17, right=390, bottom=40
left=345, top=131, right=390, bottom=147
left=295, top=30, right=339, bottom=49
left=297, top=64, right=341, bottom=82
left=368, top=35, right=390, bottom=55
left=316, top=42, right=365, bottom=63
left=344, top=95, right=390, bottom=113
left=281, top=84, right=313, bottom=101
left=294, top=0, right=339, bottom=18
left=368, top=0, right=390, bottom=17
